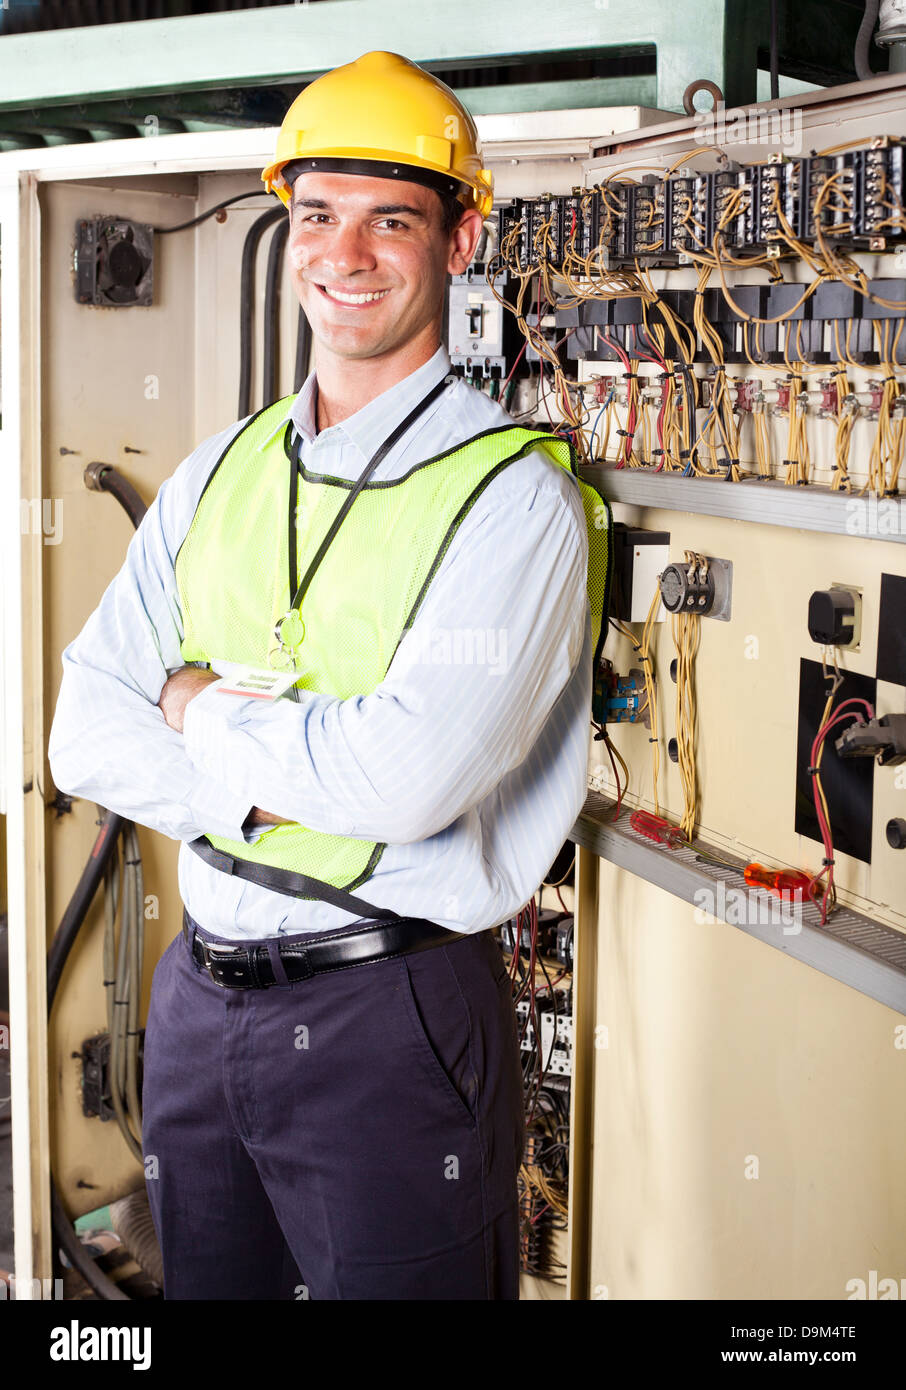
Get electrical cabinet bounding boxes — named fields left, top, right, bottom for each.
left=2, top=82, right=905, bottom=1299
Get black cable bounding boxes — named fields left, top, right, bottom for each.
left=47, top=478, right=151, bottom=1300
left=51, top=1186, right=129, bottom=1303
left=263, top=219, right=290, bottom=407
left=47, top=811, right=130, bottom=1301
left=769, top=0, right=780, bottom=99
left=90, top=467, right=147, bottom=530
left=294, top=305, right=313, bottom=393
left=47, top=812, right=124, bottom=1012
left=152, top=191, right=272, bottom=235
left=855, top=0, right=880, bottom=80
left=239, top=207, right=286, bottom=418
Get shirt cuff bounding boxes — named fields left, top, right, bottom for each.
left=182, top=678, right=254, bottom=777
left=186, top=770, right=255, bottom=843
left=182, top=682, right=259, bottom=838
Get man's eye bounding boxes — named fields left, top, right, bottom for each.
left=378, top=218, right=407, bottom=230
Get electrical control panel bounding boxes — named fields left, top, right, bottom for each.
left=499, top=139, right=906, bottom=273
left=6, top=76, right=906, bottom=1307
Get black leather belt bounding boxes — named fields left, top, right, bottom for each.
left=182, top=908, right=462, bottom=989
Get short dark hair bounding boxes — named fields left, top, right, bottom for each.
left=435, top=189, right=466, bottom=237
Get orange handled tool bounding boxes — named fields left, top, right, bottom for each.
left=743, top=863, right=813, bottom=899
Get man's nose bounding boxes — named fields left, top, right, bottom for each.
left=306, top=221, right=378, bottom=279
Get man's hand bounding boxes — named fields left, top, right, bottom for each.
left=158, top=664, right=220, bottom=735
left=159, top=666, right=294, bottom=828
left=242, top=806, right=293, bottom=829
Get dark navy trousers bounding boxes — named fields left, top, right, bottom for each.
left=141, top=913, right=525, bottom=1300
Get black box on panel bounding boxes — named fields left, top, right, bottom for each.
left=612, top=297, right=645, bottom=326
left=611, top=524, right=670, bottom=623
left=863, top=279, right=906, bottom=320
left=877, top=573, right=906, bottom=688
left=767, top=282, right=811, bottom=321
left=721, top=284, right=769, bottom=322
left=812, top=282, right=861, bottom=320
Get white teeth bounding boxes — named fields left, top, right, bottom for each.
left=321, top=286, right=390, bottom=304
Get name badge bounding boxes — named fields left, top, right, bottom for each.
left=210, top=664, right=301, bottom=701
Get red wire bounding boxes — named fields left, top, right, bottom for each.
left=806, top=700, right=876, bottom=922
left=602, top=332, right=637, bottom=467
left=501, top=340, right=527, bottom=391
left=626, top=328, right=669, bottom=470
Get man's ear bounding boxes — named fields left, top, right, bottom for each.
left=448, top=208, right=486, bottom=277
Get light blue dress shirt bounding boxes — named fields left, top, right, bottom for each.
left=48, top=344, right=591, bottom=939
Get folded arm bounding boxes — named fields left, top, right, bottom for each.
left=182, top=468, right=590, bottom=845
left=48, top=427, right=256, bottom=843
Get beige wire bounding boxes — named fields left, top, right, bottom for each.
left=671, top=553, right=705, bottom=840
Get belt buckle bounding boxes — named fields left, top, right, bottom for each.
left=199, top=936, right=246, bottom=986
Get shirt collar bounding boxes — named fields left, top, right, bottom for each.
left=256, top=343, right=452, bottom=459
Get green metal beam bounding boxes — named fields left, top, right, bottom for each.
left=0, top=86, right=283, bottom=152
left=0, top=72, right=661, bottom=153
left=453, top=74, right=659, bottom=116
left=0, top=0, right=728, bottom=115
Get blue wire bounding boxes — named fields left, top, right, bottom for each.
left=588, top=393, right=614, bottom=462
left=687, top=398, right=720, bottom=476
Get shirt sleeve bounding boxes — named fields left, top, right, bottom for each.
left=181, top=463, right=590, bottom=845
left=47, top=429, right=255, bottom=843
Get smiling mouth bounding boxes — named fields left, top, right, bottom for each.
left=315, top=283, right=391, bottom=306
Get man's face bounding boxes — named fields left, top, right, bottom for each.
left=286, top=171, right=480, bottom=362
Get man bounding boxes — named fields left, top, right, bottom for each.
left=48, top=50, right=594, bottom=1300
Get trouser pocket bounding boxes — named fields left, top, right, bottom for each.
left=400, top=947, right=479, bottom=1127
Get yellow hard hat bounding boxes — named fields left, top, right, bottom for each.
left=261, top=50, right=494, bottom=220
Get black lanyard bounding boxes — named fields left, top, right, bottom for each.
left=283, top=371, right=451, bottom=634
